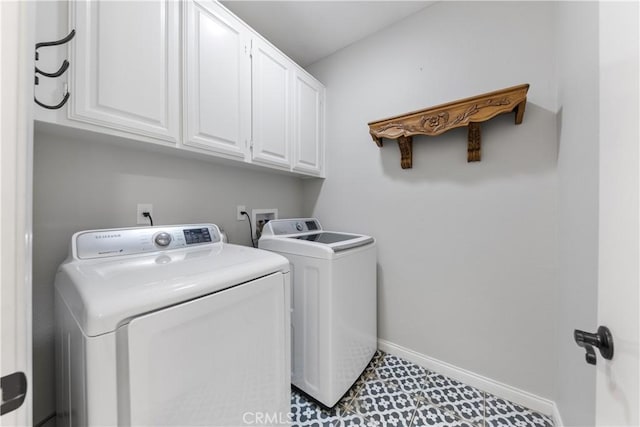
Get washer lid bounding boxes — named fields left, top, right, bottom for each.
left=259, top=218, right=375, bottom=258
left=287, top=232, right=374, bottom=252
left=55, top=243, right=289, bottom=337
left=290, top=232, right=361, bottom=244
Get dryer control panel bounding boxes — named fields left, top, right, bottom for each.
left=74, top=224, right=221, bottom=259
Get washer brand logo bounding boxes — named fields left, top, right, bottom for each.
left=94, top=234, right=121, bottom=239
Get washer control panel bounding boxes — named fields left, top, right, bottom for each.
left=75, top=224, right=220, bottom=259
left=261, top=218, right=322, bottom=236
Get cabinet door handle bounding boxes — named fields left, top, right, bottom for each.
left=574, top=326, right=614, bottom=365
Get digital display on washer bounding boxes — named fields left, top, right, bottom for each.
left=183, top=228, right=212, bottom=245
left=292, top=232, right=359, bottom=244
left=305, top=221, right=318, bottom=231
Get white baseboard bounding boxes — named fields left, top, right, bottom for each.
left=552, top=402, right=564, bottom=427
left=377, top=339, right=562, bottom=426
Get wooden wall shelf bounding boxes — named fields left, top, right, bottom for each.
left=368, top=84, right=530, bottom=169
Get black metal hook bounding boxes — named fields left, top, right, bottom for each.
left=35, top=60, right=69, bottom=81
left=34, top=91, right=70, bottom=110
left=35, top=29, right=75, bottom=60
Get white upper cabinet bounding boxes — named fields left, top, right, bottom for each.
left=69, top=1, right=180, bottom=143
left=183, top=1, right=250, bottom=159
left=250, top=38, right=293, bottom=170
left=292, top=70, right=325, bottom=176
left=42, top=0, right=324, bottom=176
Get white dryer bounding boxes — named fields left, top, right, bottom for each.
left=54, top=224, right=291, bottom=427
left=259, top=218, right=377, bottom=407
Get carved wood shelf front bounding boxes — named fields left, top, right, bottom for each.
left=368, top=84, right=530, bottom=169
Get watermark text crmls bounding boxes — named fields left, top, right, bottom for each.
left=242, top=411, right=294, bottom=425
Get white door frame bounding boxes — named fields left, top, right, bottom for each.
left=0, top=1, right=34, bottom=426
left=595, top=1, right=639, bottom=426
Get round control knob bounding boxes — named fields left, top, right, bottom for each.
left=154, top=232, right=172, bottom=247
left=296, top=222, right=303, bottom=231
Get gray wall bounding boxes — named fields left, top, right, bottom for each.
left=554, top=2, right=599, bottom=425
left=305, top=1, right=559, bottom=399
left=32, top=125, right=306, bottom=422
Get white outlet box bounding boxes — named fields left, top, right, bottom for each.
left=137, top=203, right=153, bottom=225
left=252, top=208, right=278, bottom=239
left=237, top=205, right=247, bottom=221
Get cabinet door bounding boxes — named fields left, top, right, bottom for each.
left=251, top=38, right=292, bottom=169
left=292, top=70, right=325, bottom=176
left=183, top=1, right=250, bottom=159
left=69, top=1, right=180, bottom=143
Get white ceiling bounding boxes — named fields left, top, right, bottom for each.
left=221, top=1, right=434, bottom=67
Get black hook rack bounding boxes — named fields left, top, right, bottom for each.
left=34, top=29, right=75, bottom=110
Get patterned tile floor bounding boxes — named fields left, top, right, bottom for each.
left=290, top=351, right=554, bottom=427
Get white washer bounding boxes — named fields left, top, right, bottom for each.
left=259, top=218, right=376, bottom=407
left=54, top=224, right=291, bottom=427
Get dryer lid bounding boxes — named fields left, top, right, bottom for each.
left=55, top=231, right=289, bottom=336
